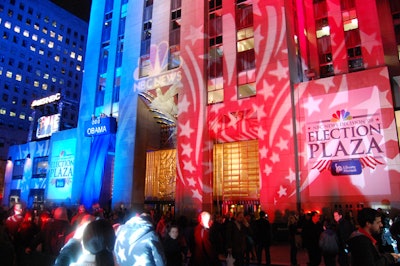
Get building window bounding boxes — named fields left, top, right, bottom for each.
left=139, top=0, right=153, bottom=77
left=207, top=1, right=223, bottom=104
left=32, top=156, right=48, bottom=178
left=12, top=159, right=25, bottom=179
left=314, top=0, right=334, bottom=77
left=236, top=2, right=255, bottom=99
left=341, top=0, right=363, bottom=71
left=168, top=0, right=181, bottom=70
left=213, top=140, right=260, bottom=200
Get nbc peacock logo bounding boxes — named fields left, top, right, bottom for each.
left=330, top=109, right=352, bottom=122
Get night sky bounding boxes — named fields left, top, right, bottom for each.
left=51, top=0, right=92, bottom=22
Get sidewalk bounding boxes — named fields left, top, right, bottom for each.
left=251, top=241, right=332, bottom=266
left=268, top=242, right=309, bottom=265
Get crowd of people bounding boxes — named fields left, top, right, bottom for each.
left=288, top=208, right=400, bottom=266
left=1, top=202, right=400, bottom=266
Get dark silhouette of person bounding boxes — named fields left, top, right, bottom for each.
left=254, top=211, right=271, bottom=266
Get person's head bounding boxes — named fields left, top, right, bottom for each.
left=235, top=211, right=244, bottom=222
left=78, top=205, right=86, bottom=214
left=310, top=211, right=320, bottom=224
left=199, top=211, right=211, bottom=229
left=53, top=206, right=69, bottom=222
left=357, top=208, right=382, bottom=234
left=13, top=203, right=23, bottom=215
left=167, top=224, right=179, bottom=240
left=82, top=219, right=116, bottom=266
left=333, top=210, right=343, bottom=223
left=259, top=211, right=266, bottom=219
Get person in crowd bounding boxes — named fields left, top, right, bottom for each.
left=91, top=203, right=104, bottom=219
left=54, top=214, right=96, bottom=266
left=189, top=211, right=221, bottom=266
left=163, top=223, right=185, bottom=266
left=288, top=214, right=299, bottom=266
left=156, top=211, right=172, bottom=240
left=347, top=207, right=400, bottom=266
left=301, top=211, right=323, bottom=266
left=254, top=211, right=271, bottom=266
left=244, top=213, right=256, bottom=265
left=69, top=219, right=116, bottom=266
left=27, top=206, right=73, bottom=266
left=209, top=212, right=226, bottom=258
left=334, top=210, right=355, bottom=266
left=226, top=211, right=251, bottom=266
left=0, top=220, right=15, bottom=266
left=70, top=205, right=87, bottom=228
left=5, top=203, right=24, bottom=242
left=14, top=210, right=40, bottom=266
left=319, top=220, right=339, bottom=266
left=114, top=212, right=166, bottom=265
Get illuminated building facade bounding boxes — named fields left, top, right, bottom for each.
left=0, top=0, right=87, bottom=202
left=4, top=0, right=400, bottom=220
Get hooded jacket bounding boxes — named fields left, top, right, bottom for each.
left=114, top=215, right=166, bottom=266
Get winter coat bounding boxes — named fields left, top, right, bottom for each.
left=114, top=215, right=166, bottom=266
left=347, top=230, right=395, bottom=266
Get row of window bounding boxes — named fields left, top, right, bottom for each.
left=12, top=156, right=48, bottom=179
left=1, top=1, right=85, bottom=42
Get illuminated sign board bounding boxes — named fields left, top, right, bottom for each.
left=31, top=93, right=61, bottom=107
left=47, top=138, right=76, bottom=200
left=36, top=114, right=60, bottom=139
left=84, top=117, right=117, bottom=137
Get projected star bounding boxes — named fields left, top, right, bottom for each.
left=315, top=76, right=336, bottom=94
left=179, top=121, right=194, bottom=138
left=117, top=247, right=126, bottom=262
left=133, top=254, right=149, bottom=265
left=185, top=25, right=204, bottom=46
left=276, top=137, right=288, bottom=151
left=183, top=160, right=196, bottom=173
left=270, top=152, right=280, bottom=164
left=258, top=126, right=267, bottom=140
left=259, top=146, right=268, bottom=158
left=178, top=95, right=190, bottom=115
left=263, top=164, right=272, bottom=176
left=285, top=168, right=296, bottom=184
left=277, top=185, right=287, bottom=198
left=181, top=143, right=193, bottom=157
left=192, top=188, right=202, bottom=201
left=303, top=96, right=322, bottom=116
left=269, top=61, right=288, bottom=82
left=187, top=177, right=196, bottom=187
left=359, top=31, right=380, bottom=54
left=260, top=80, right=275, bottom=101
left=252, top=103, right=267, bottom=119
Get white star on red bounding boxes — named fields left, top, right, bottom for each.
left=183, top=160, right=196, bottom=173
left=179, top=121, right=194, bottom=138
left=181, top=143, right=193, bottom=157
left=277, top=185, right=287, bottom=198
left=303, top=96, right=322, bottom=116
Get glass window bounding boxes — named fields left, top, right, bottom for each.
left=12, top=159, right=25, bottom=179
left=32, top=156, right=48, bottom=178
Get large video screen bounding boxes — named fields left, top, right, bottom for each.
left=36, top=114, right=60, bottom=139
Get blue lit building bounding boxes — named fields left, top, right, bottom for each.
left=1, top=0, right=87, bottom=205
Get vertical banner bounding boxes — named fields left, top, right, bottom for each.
left=47, top=138, right=76, bottom=200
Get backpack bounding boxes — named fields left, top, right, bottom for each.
left=319, top=229, right=339, bottom=255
